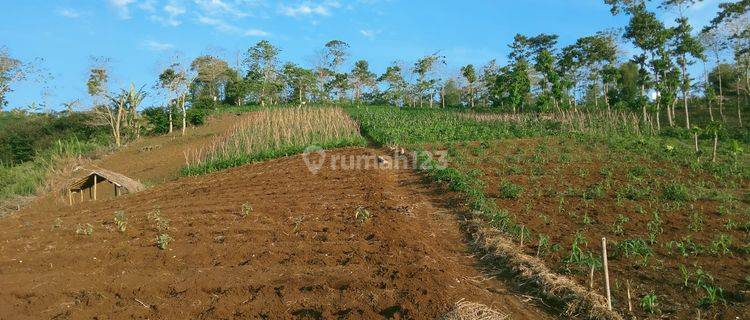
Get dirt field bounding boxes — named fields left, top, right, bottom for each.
left=425, top=137, right=750, bottom=319
left=0, top=147, right=553, bottom=319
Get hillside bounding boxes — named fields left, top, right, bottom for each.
left=0, top=147, right=552, bottom=319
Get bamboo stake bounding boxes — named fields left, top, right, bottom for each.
left=602, top=237, right=612, bottom=311
left=626, top=279, right=632, bottom=313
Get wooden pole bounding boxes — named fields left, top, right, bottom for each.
left=68, top=189, right=72, bottom=206
left=80, top=190, right=83, bottom=202
left=93, top=175, right=97, bottom=201
left=602, top=237, right=612, bottom=311
left=626, top=279, right=633, bottom=313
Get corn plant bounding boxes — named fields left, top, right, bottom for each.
left=113, top=211, right=127, bottom=233
left=75, top=223, right=93, bottom=236
left=499, top=180, right=524, bottom=199
left=709, top=234, right=732, bottom=255
left=355, top=206, right=371, bottom=223
left=52, top=217, right=62, bottom=230
left=611, top=214, right=629, bottom=235
left=155, top=233, right=172, bottom=250
left=240, top=202, right=253, bottom=218
left=640, top=293, right=658, bottom=314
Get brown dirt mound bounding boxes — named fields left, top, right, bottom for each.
left=0, top=148, right=552, bottom=319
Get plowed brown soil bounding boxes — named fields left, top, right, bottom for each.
left=0, top=147, right=553, bottom=319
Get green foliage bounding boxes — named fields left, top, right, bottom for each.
left=355, top=206, right=371, bottom=223
left=156, top=233, right=172, bottom=250
left=0, top=111, right=109, bottom=165
left=347, top=106, right=557, bottom=146
left=499, top=180, right=524, bottom=199
left=141, top=106, right=172, bottom=135
left=113, top=211, right=127, bottom=233
left=240, top=202, right=253, bottom=218
left=616, top=238, right=652, bottom=266
left=640, top=293, right=658, bottom=314
left=662, top=182, right=693, bottom=201
left=75, top=223, right=94, bottom=236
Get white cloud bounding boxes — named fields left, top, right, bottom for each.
left=359, top=29, right=379, bottom=39
left=244, top=28, right=269, bottom=36
left=280, top=4, right=331, bottom=17
left=197, top=14, right=268, bottom=36
left=56, top=8, right=81, bottom=18
left=151, top=2, right=187, bottom=26
left=143, top=40, right=175, bottom=51
left=109, top=0, right=137, bottom=19
left=194, top=0, right=249, bottom=17
left=197, top=15, right=239, bottom=32
left=138, top=0, right=157, bottom=12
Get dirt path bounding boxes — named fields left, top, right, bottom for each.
left=0, top=147, right=551, bottom=319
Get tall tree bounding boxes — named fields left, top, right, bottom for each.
left=281, top=62, right=315, bottom=104
left=461, top=64, right=477, bottom=107
left=0, top=47, right=25, bottom=109
left=190, top=55, right=230, bottom=107
left=479, top=60, right=499, bottom=108
left=699, top=28, right=729, bottom=121
left=350, top=60, right=376, bottom=104
left=245, top=40, right=281, bottom=106
left=378, top=62, right=407, bottom=107
left=664, top=0, right=705, bottom=129
left=412, top=54, right=445, bottom=108
left=159, top=64, right=187, bottom=134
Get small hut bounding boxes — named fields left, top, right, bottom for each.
left=65, top=168, right=145, bottom=205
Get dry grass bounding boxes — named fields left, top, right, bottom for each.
left=183, top=107, right=365, bottom=174
left=468, top=218, right=623, bottom=320
left=439, top=300, right=509, bottom=320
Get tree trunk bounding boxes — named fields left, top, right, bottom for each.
left=718, top=61, right=725, bottom=122
left=181, top=93, right=187, bottom=136
left=712, top=131, right=718, bottom=163
left=441, top=86, right=445, bottom=108
left=739, top=89, right=744, bottom=128
left=694, top=132, right=699, bottom=153
left=470, top=84, right=474, bottom=108
left=641, top=85, right=647, bottom=122
left=604, top=82, right=610, bottom=112
left=682, top=56, right=690, bottom=129
left=168, top=108, right=173, bottom=134
left=704, top=61, right=714, bottom=121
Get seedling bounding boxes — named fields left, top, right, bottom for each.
left=75, top=223, right=93, bottom=236
left=114, top=211, right=127, bottom=233
left=640, top=294, right=658, bottom=314
left=355, top=206, right=371, bottom=223
left=156, top=233, right=172, bottom=250
left=52, top=217, right=62, bottom=230
left=611, top=214, right=629, bottom=235
left=240, top=202, right=253, bottom=218
left=499, top=180, right=524, bottom=199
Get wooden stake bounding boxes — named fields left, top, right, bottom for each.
left=68, top=189, right=72, bottom=206
left=589, top=265, right=595, bottom=289
left=626, top=279, right=632, bottom=313
left=602, top=237, right=612, bottom=311
left=80, top=190, right=83, bottom=202
left=519, top=225, right=525, bottom=247
left=93, top=175, right=97, bottom=201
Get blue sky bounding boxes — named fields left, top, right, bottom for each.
left=0, top=0, right=725, bottom=110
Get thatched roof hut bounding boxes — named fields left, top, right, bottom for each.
left=65, top=167, right=144, bottom=205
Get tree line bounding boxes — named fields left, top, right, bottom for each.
left=0, top=0, right=747, bottom=150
